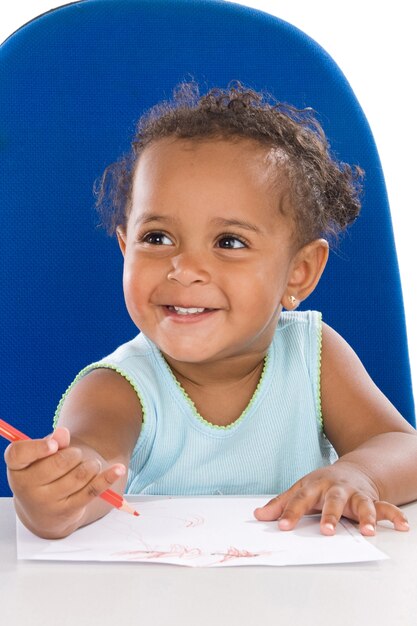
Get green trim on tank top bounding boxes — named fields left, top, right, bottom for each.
left=52, top=363, right=146, bottom=429
left=316, top=311, right=324, bottom=430
left=158, top=352, right=270, bottom=431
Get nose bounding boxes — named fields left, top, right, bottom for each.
left=167, top=252, right=211, bottom=287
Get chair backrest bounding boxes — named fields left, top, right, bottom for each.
left=1, top=0, right=415, bottom=495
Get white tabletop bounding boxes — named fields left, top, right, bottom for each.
left=1, top=497, right=417, bottom=626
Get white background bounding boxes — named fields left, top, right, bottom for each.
left=1, top=1, right=416, bottom=400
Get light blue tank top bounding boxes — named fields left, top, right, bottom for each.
left=54, top=310, right=337, bottom=495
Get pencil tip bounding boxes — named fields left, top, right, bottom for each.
left=134, top=511, right=140, bottom=517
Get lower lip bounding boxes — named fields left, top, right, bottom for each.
left=162, top=307, right=218, bottom=323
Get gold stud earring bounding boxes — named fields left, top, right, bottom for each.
left=288, top=295, right=297, bottom=307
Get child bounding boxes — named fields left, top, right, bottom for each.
left=5, top=82, right=417, bottom=539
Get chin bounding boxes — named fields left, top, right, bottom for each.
left=158, top=338, right=224, bottom=364
left=162, top=347, right=214, bottom=364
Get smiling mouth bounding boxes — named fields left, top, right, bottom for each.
left=166, top=305, right=216, bottom=316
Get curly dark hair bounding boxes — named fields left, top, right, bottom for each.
left=95, top=81, right=363, bottom=246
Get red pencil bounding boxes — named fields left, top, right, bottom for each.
left=0, top=418, right=139, bottom=517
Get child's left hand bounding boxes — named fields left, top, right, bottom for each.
left=254, top=461, right=410, bottom=535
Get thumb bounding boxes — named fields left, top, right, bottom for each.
left=49, top=426, right=71, bottom=449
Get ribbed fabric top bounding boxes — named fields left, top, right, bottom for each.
left=54, top=310, right=337, bottom=495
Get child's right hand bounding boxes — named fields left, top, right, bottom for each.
left=4, top=427, right=126, bottom=539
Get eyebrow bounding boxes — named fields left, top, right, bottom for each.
left=211, top=218, right=262, bottom=234
left=134, top=213, right=262, bottom=234
left=134, top=213, right=177, bottom=227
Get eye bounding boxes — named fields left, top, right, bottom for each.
left=141, top=231, right=173, bottom=246
left=216, top=235, right=247, bottom=249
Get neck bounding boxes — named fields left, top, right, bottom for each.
left=162, top=350, right=267, bottom=389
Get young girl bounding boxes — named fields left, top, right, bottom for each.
left=6, top=82, right=417, bottom=539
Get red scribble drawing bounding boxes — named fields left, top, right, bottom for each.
left=113, top=543, right=202, bottom=561
left=183, top=515, right=204, bottom=528
left=211, top=546, right=271, bottom=563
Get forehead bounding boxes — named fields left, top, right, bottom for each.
left=132, top=137, right=291, bottom=209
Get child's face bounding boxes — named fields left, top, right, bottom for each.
left=118, top=138, right=301, bottom=365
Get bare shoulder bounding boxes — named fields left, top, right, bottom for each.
left=56, top=367, right=142, bottom=462
left=320, top=322, right=415, bottom=456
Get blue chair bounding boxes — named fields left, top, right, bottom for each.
left=1, top=0, right=414, bottom=495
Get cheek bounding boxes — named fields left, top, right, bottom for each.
left=121, top=257, right=146, bottom=313
left=122, top=256, right=163, bottom=309
left=227, top=268, right=281, bottom=317
left=122, top=276, right=140, bottom=324
left=247, top=263, right=289, bottom=313
left=122, top=263, right=136, bottom=297
left=252, top=258, right=288, bottom=293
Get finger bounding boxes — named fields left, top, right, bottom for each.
left=35, top=446, right=87, bottom=486
left=349, top=494, right=377, bottom=536
left=254, top=479, right=305, bottom=521
left=52, top=457, right=104, bottom=500
left=278, top=486, right=323, bottom=531
left=319, top=487, right=350, bottom=535
left=254, top=494, right=288, bottom=521
left=4, top=436, right=59, bottom=470
left=375, top=501, right=410, bottom=532
left=69, top=463, right=127, bottom=508
left=12, top=446, right=85, bottom=490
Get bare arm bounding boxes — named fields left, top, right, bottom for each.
left=321, top=322, right=417, bottom=504
left=255, top=323, right=417, bottom=534
left=6, top=368, right=142, bottom=538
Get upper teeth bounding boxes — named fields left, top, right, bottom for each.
left=173, top=306, right=205, bottom=315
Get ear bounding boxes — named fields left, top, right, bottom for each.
left=116, top=228, right=127, bottom=257
left=282, top=239, right=329, bottom=309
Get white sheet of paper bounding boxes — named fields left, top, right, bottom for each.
left=16, top=496, right=388, bottom=567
